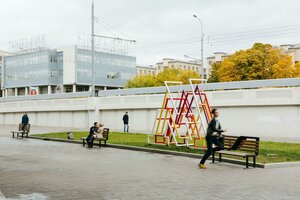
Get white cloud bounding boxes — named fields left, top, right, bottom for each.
left=1, top=0, right=300, bottom=64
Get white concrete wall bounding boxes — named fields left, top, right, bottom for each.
left=0, top=87, right=299, bottom=141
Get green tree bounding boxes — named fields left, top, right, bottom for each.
left=125, top=68, right=200, bottom=88
left=295, top=62, right=300, bottom=77
left=207, top=62, right=220, bottom=82
left=125, top=74, right=156, bottom=88
left=209, top=43, right=296, bottom=82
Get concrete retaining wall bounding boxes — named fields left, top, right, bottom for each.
left=0, top=87, right=299, bottom=141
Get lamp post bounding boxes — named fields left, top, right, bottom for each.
left=193, top=14, right=204, bottom=79
left=91, top=1, right=95, bottom=97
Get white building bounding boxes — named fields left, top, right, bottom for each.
left=0, top=51, right=11, bottom=97
left=136, top=65, right=156, bottom=76
left=207, top=52, right=228, bottom=77
left=155, top=58, right=203, bottom=76
left=1, top=46, right=136, bottom=97
left=279, top=44, right=300, bottom=64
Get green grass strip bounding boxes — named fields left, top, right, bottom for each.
left=32, top=131, right=300, bottom=164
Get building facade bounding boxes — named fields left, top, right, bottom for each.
left=155, top=58, right=203, bottom=76
left=136, top=65, right=156, bottom=76
left=280, top=44, right=300, bottom=64
left=1, top=46, right=136, bottom=97
left=0, top=51, right=11, bottom=97
left=206, top=52, right=228, bottom=77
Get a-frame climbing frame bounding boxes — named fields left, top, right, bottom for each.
left=148, top=79, right=212, bottom=148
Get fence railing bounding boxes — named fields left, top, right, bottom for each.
left=1, top=78, right=300, bottom=102
left=97, top=78, right=300, bottom=97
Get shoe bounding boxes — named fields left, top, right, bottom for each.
left=198, top=164, right=207, bottom=169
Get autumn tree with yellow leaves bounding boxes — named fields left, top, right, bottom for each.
left=126, top=68, right=200, bottom=88
left=208, top=43, right=298, bottom=82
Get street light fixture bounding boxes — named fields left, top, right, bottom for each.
left=193, top=14, right=204, bottom=79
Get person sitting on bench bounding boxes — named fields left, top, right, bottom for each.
left=198, top=108, right=227, bottom=169
left=86, top=122, right=99, bottom=148
left=96, top=124, right=104, bottom=139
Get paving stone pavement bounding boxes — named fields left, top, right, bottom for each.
left=0, top=127, right=300, bottom=200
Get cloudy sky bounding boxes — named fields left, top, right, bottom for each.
left=1, top=0, right=300, bottom=65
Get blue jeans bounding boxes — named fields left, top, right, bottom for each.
left=200, top=135, right=224, bottom=164
left=124, top=124, right=129, bottom=132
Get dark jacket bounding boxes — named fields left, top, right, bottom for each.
left=123, top=114, right=129, bottom=124
left=86, top=126, right=98, bottom=141
left=22, top=115, right=29, bottom=124
left=206, top=118, right=224, bottom=136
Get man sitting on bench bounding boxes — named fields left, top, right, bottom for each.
left=198, top=108, right=227, bottom=169
left=86, top=122, right=99, bottom=148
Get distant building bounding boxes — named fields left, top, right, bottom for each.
left=1, top=46, right=136, bottom=97
left=207, top=52, right=228, bottom=77
left=136, top=65, right=156, bottom=76
left=0, top=50, right=10, bottom=97
left=155, top=58, right=203, bottom=76
left=279, top=44, right=300, bottom=64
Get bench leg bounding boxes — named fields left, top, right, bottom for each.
left=82, top=139, right=85, bottom=146
left=99, top=140, right=101, bottom=148
left=219, top=153, right=222, bottom=162
left=246, top=156, right=249, bottom=168
left=104, top=140, right=106, bottom=147
left=26, top=132, right=28, bottom=138
left=212, top=151, right=215, bottom=163
left=12, top=132, right=15, bottom=138
left=253, top=157, right=256, bottom=168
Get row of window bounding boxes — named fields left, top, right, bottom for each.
left=138, top=69, right=155, bottom=75
left=157, top=65, right=199, bottom=71
left=77, top=54, right=135, bottom=68
left=5, top=55, right=49, bottom=67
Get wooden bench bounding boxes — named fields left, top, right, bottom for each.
left=11, top=123, right=31, bottom=139
left=81, top=128, right=109, bottom=148
left=212, top=135, right=260, bottom=168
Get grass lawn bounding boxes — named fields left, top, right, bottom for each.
left=32, top=131, right=300, bottom=164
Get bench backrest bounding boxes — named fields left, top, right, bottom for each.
left=223, top=135, right=260, bottom=155
left=103, top=128, right=109, bottom=139
left=18, top=123, right=31, bottom=132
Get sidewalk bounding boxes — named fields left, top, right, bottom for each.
left=0, top=136, right=300, bottom=200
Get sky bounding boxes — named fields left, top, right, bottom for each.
left=1, top=0, right=300, bottom=65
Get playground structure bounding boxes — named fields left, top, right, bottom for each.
left=148, top=79, right=212, bottom=148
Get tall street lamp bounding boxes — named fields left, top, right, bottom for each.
left=193, top=14, right=204, bottom=79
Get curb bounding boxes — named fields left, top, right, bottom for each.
left=28, top=136, right=300, bottom=169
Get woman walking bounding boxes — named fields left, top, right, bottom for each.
left=198, top=108, right=227, bottom=169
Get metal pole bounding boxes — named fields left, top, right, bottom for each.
left=91, top=1, right=95, bottom=97
left=193, top=15, right=204, bottom=79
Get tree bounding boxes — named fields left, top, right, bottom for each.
left=125, top=74, right=156, bottom=88
left=207, top=62, right=221, bottom=82
left=294, top=62, right=300, bottom=77
left=125, top=68, right=200, bottom=88
left=209, top=43, right=296, bottom=82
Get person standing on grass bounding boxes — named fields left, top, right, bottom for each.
left=198, top=108, right=227, bottom=169
left=21, top=112, right=29, bottom=131
left=122, top=112, right=129, bottom=132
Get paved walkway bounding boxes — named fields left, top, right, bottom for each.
left=1, top=126, right=300, bottom=199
